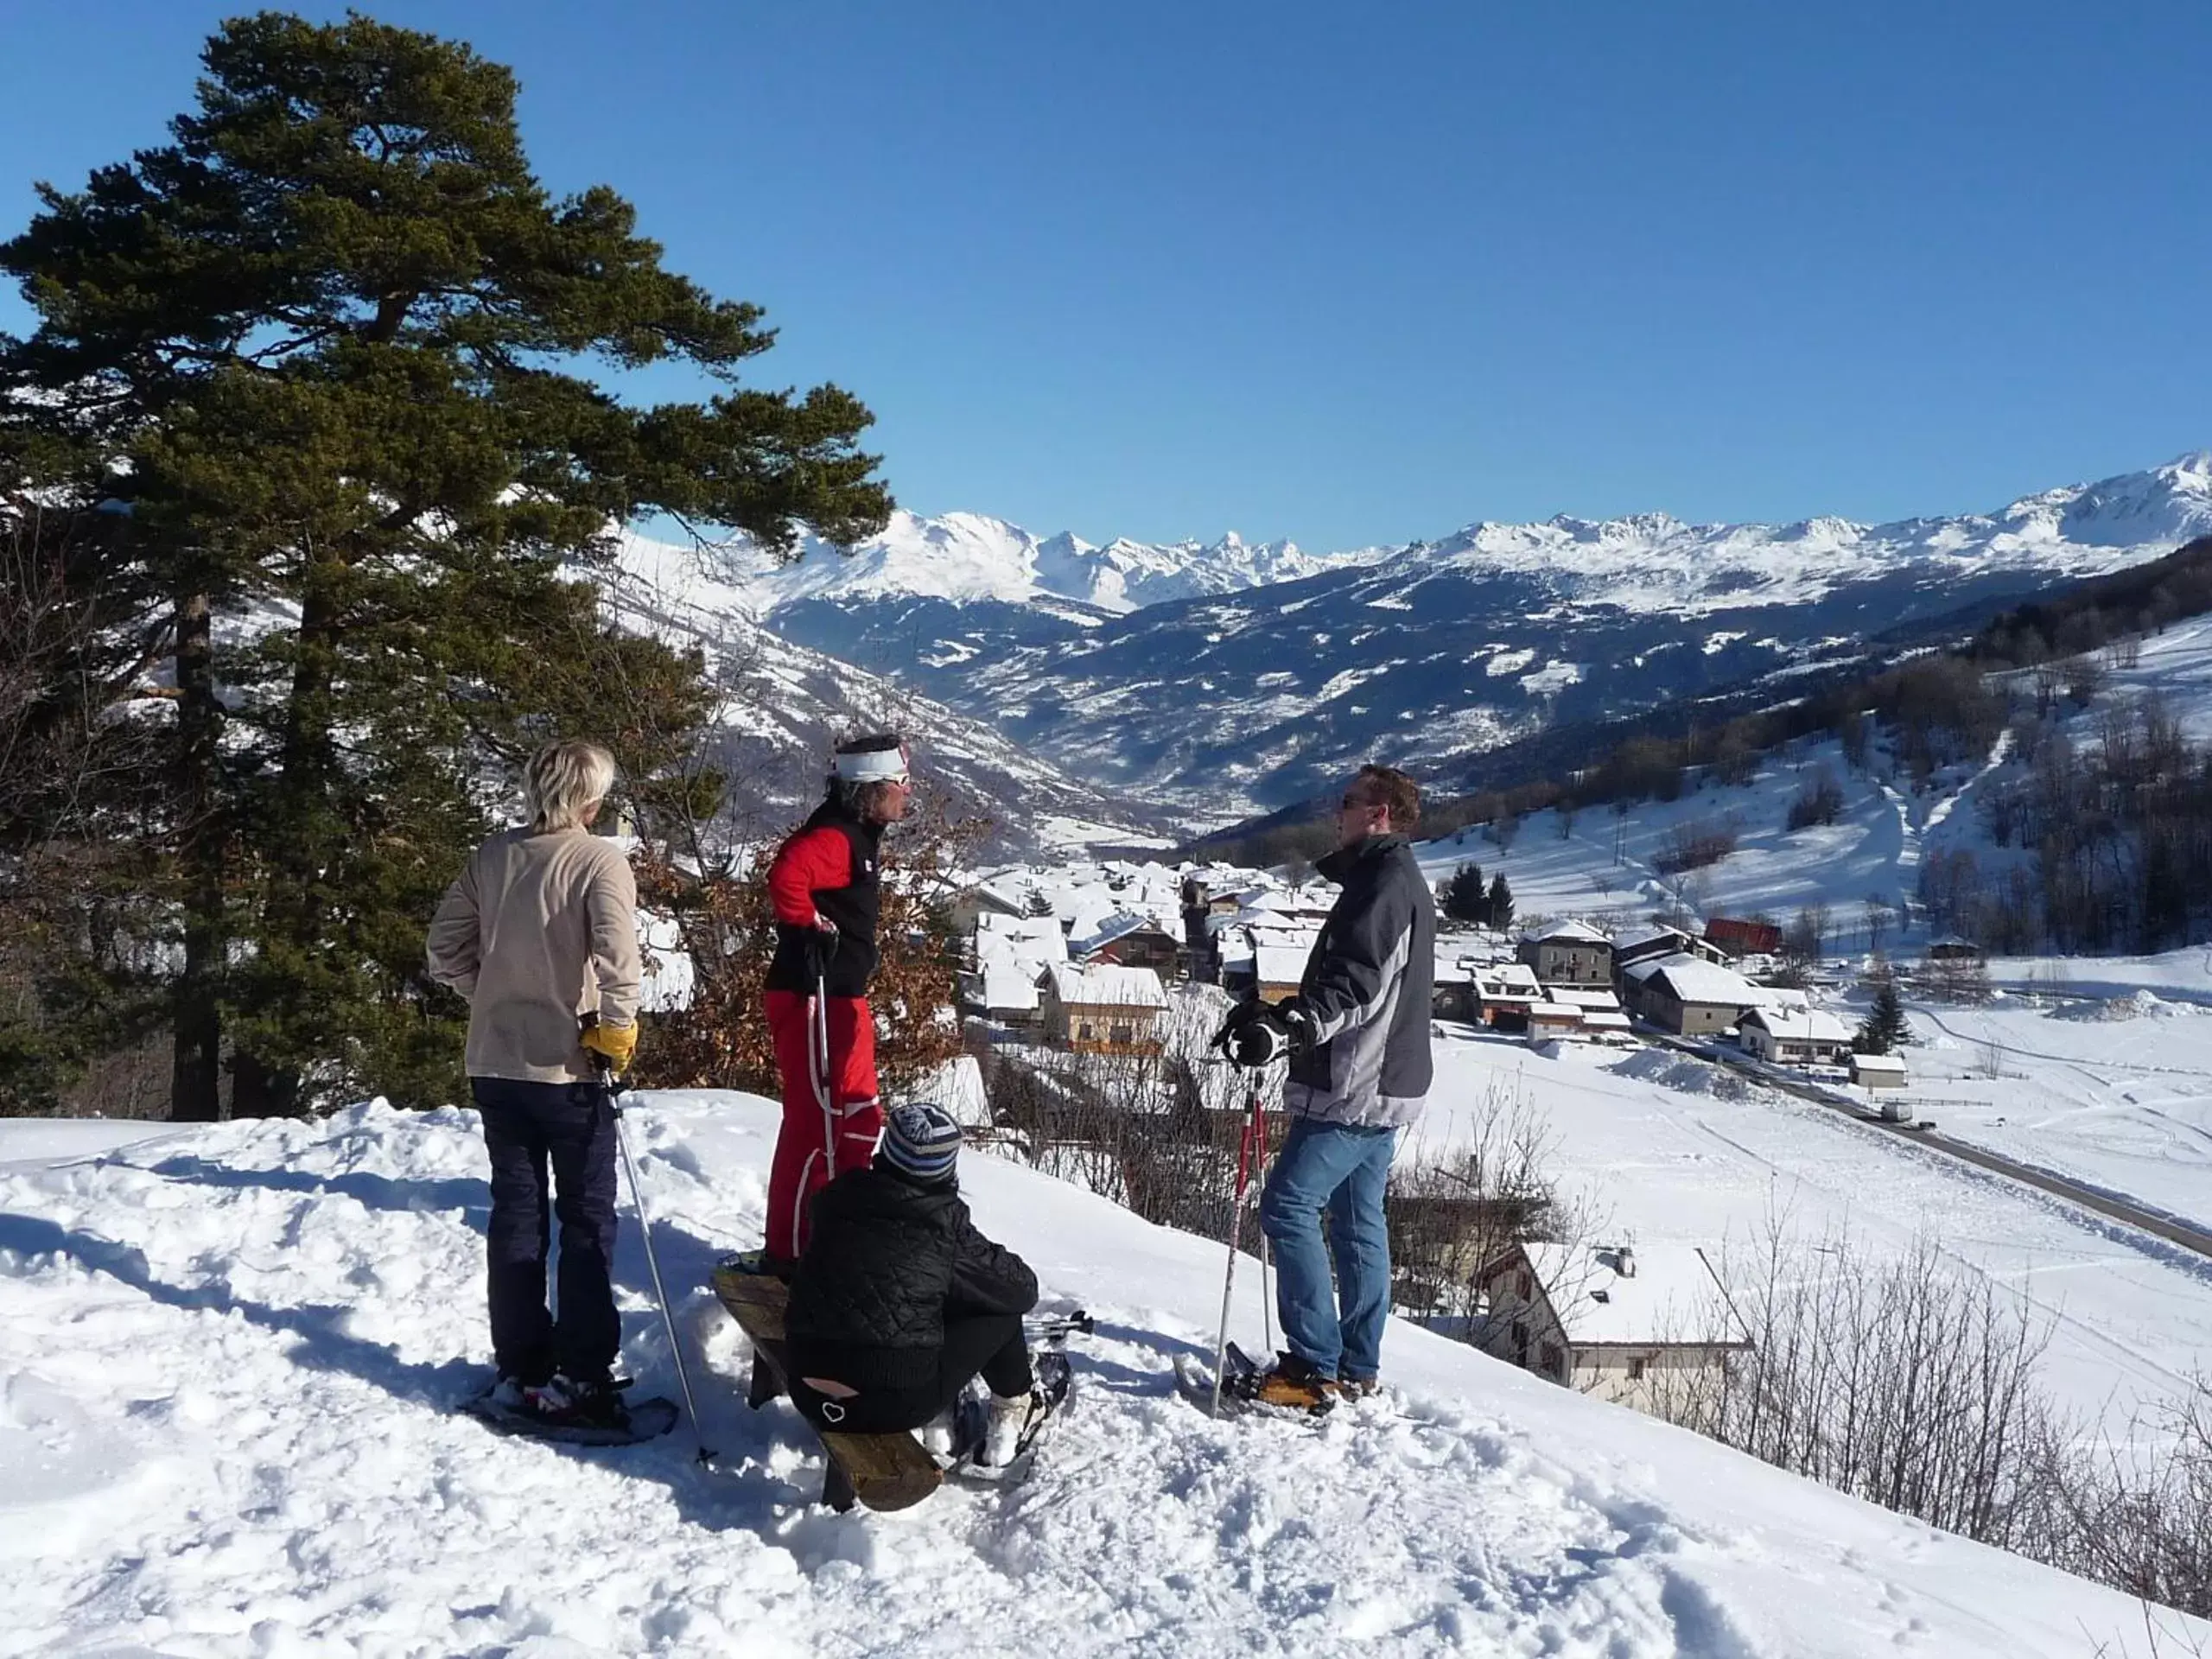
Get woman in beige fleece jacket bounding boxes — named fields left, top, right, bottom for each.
left=427, top=740, right=642, bottom=1431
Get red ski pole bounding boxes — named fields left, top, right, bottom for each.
left=1209, top=1105, right=1260, bottom=1417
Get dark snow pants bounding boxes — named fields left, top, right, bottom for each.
left=787, top=1313, right=1034, bottom=1433
left=473, top=1076, right=620, bottom=1385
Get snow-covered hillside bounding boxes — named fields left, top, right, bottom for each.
left=721, top=453, right=2212, bottom=821
left=601, top=534, right=1173, bottom=854
left=1413, top=603, right=2212, bottom=942
left=1, top=1097, right=2188, bottom=1657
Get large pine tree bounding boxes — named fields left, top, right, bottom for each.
left=0, top=13, right=893, bottom=1119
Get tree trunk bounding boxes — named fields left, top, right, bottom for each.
left=232, top=560, right=342, bottom=1117
left=170, top=588, right=224, bottom=1122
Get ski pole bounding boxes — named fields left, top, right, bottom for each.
left=810, top=969, right=836, bottom=1226
left=1252, top=1077, right=1274, bottom=1357
left=1210, top=1104, right=1260, bottom=1418
left=596, top=1058, right=715, bottom=1466
left=1027, top=1309, right=1094, bottom=1347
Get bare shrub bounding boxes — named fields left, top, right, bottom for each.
left=980, top=1000, right=1262, bottom=1246
left=1653, top=1219, right=2065, bottom=1550
left=2043, top=1386, right=2212, bottom=1622
left=636, top=789, right=982, bottom=1101
left=1784, top=764, right=1846, bottom=831
left=1387, top=1088, right=1584, bottom=1325
left=1654, top=816, right=1739, bottom=874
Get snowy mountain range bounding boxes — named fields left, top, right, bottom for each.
left=705, top=508, right=1387, bottom=618
left=657, top=452, right=2212, bottom=830
left=601, top=536, right=1174, bottom=855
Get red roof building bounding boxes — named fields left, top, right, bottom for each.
left=1701, top=917, right=1783, bottom=958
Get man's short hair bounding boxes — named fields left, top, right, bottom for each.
left=1350, top=764, right=1421, bottom=830
left=524, top=740, right=616, bottom=833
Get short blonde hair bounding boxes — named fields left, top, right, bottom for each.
left=524, top=741, right=616, bottom=833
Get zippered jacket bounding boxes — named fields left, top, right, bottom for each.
left=425, top=827, right=641, bottom=1084
left=1283, top=834, right=1434, bottom=1128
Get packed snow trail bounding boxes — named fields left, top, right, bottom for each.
left=0, top=1096, right=2189, bottom=1657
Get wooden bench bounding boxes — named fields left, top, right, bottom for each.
left=709, top=1264, right=944, bottom=1513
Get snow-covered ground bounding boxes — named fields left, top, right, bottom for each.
left=2, top=1095, right=2191, bottom=1657
left=1413, top=737, right=1960, bottom=944
left=1416, top=1027, right=2212, bottom=1442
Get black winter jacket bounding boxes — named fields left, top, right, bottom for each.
left=1283, top=833, right=1435, bottom=1128
left=784, top=1161, right=1039, bottom=1390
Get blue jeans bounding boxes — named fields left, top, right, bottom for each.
left=1257, top=1116, right=1397, bottom=1381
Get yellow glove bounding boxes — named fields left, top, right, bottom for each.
left=580, top=1020, right=638, bottom=1076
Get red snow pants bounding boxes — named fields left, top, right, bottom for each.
left=764, top=988, right=884, bottom=1259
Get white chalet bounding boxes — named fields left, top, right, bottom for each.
left=1476, top=1241, right=1750, bottom=1414
left=1738, top=1007, right=1854, bottom=1066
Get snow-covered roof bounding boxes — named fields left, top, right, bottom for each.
left=1548, top=988, right=1623, bottom=1011
left=1745, top=984, right=1809, bottom=1012
left=1045, top=962, right=1169, bottom=1009
left=1526, top=1001, right=1584, bottom=1024
left=1742, top=1007, right=1853, bottom=1043
left=1070, top=911, right=1171, bottom=957
left=1581, top=1009, right=1634, bottom=1031
left=977, top=912, right=1061, bottom=942
left=1623, top=952, right=1756, bottom=1007
left=1254, top=944, right=1309, bottom=987
left=962, top=880, right=1027, bottom=916
left=1476, top=963, right=1544, bottom=998
left=976, top=929, right=1065, bottom=972
left=1851, top=1051, right=1908, bottom=1074
left=978, top=961, right=1040, bottom=1012
left=1611, top=923, right=1694, bottom=954
left=1519, top=1243, right=1745, bottom=1346
left=1523, top=919, right=1610, bottom=946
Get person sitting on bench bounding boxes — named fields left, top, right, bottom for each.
left=783, top=1103, right=1052, bottom=1465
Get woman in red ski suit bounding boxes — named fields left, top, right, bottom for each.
left=759, top=734, right=912, bottom=1269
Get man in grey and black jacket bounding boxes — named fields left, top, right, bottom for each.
left=1221, top=763, right=1433, bottom=1408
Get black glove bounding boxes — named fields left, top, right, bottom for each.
left=805, top=925, right=838, bottom=982
left=1217, top=1000, right=1293, bottom=1069
left=779, top=921, right=839, bottom=982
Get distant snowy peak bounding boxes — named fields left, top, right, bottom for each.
left=685, top=450, right=2211, bottom=624
left=692, top=509, right=1382, bottom=618
left=1389, top=451, right=2212, bottom=615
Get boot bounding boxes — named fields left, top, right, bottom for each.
left=982, top=1388, right=1050, bottom=1466
left=1252, top=1351, right=1335, bottom=1411
left=1332, top=1374, right=1382, bottom=1402
left=524, top=1372, right=630, bottom=1431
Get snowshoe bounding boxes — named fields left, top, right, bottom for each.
left=1174, top=1343, right=1333, bottom=1418
left=461, top=1373, right=678, bottom=1446
left=948, top=1351, right=1070, bottom=1484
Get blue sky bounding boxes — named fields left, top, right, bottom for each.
left=3, top=1, right=2206, bottom=550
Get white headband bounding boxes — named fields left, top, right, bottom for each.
left=835, top=745, right=909, bottom=784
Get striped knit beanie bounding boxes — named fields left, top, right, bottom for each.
left=880, top=1103, right=962, bottom=1184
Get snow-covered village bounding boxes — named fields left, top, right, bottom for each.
left=8, top=9, right=2212, bottom=1657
